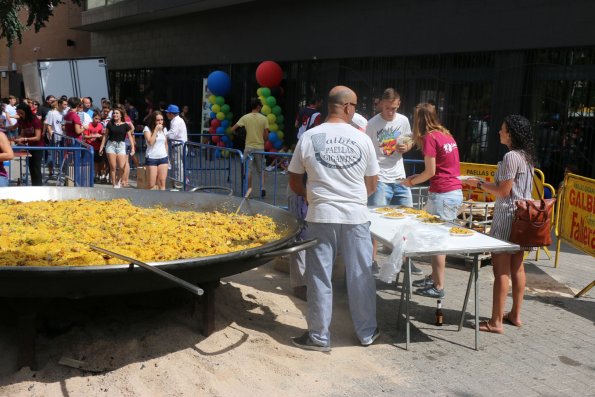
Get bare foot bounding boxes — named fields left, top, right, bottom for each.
left=479, top=321, right=504, bottom=334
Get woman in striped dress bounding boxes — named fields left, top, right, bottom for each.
left=467, top=115, right=535, bottom=334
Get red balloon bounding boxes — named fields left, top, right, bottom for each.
left=264, top=140, right=273, bottom=151
left=211, top=119, right=221, bottom=128
left=211, top=135, right=220, bottom=144
left=209, top=126, right=217, bottom=134
left=256, top=61, right=283, bottom=88
left=217, top=141, right=225, bottom=147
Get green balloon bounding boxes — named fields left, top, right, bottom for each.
left=272, top=105, right=282, bottom=115
left=221, top=104, right=231, bottom=114
left=278, top=123, right=285, bottom=131
left=215, top=96, right=225, bottom=106
left=266, top=96, right=277, bottom=107
left=226, top=112, right=234, bottom=121
left=276, top=115, right=284, bottom=124
left=261, top=87, right=271, bottom=97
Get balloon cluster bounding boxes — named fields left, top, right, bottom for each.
left=207, top=71, right=234, bottom=157
left=255, top=61, right=285, bottom=153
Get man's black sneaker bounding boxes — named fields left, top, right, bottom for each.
left=361, top=328, right=380, bottom=346
left=261, top=189, right=266, bottom=198
left=371, top=260, right=380, bottom=275
left=291, top=332, right=330, bottom=352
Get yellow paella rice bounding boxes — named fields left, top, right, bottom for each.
left=0, top=198, right=283, bottom=267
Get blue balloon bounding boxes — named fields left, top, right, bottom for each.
left=210, top=111, right=216, bottom=119
left=220, top=120, right=230, bottom=128
left=273, top=140, right=283, bottom=150
left=216, top=127, right=225, bottom=134
left=207, top=70, right=232, bottom=96
left=222, top=135, right=231, bottom=144
left=268, top=132, right=278, bottom=142
left=215, top=149, right=221, bottom=158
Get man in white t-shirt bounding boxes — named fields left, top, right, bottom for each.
left=166, top=104, right=188, bottom=186
left=288, top=86, right=380, bottom=351
left=366, top=88, right=423, bottom=275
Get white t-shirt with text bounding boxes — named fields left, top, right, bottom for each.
left=44, top=110, right=63, bottom=142
left=365, top=112, right=412, bottom=182
left=288, top=122, right=379, bottom=224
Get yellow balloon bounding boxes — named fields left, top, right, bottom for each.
left=276, top=131, right=284, bottom=140
left=208, top=95, right=216, bottom=105
left=269, top=123, right=278, bottom=132
left=216, top=112, right=225, bottom=121
left=261, top=105, right=272, bottom=115
left=259, top=96, right=267, bottom=106
left=211, top=104, right=221, bottom=113
left=266, top=113, right=276, bottom=123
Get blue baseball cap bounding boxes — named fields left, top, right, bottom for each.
left=166, top=104, right=180, bottom=114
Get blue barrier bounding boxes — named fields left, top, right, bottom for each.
left=183, top=142, right=244, bottom=195
left=10, top=143, right=94, bottom=187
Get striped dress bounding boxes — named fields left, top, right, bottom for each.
left=489, top=150, right=534, bottom=250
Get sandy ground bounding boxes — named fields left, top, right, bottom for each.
left=0, top=258, right=408, bottom=397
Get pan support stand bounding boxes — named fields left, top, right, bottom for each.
left=13, top=298, right=39, bottom=370
left=194, top=280, right=220, bottom=336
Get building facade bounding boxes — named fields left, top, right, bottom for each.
left=0, top=2, right=91, bottom=98
left=79, top=0, right=595, bottom=183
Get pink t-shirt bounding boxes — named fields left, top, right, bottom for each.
left=422, top=130, right=462, bottom=193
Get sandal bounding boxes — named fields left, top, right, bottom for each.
left=503, top=312, right=523, bottom=327
left=479, top=321, right=503, bottom=334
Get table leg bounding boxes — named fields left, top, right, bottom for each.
left=474, top=255, right=479, bottom=351
left=458, top=264, right=475, bottom=331
left=405, top=257, right=411, bottom=350
left=396, top=271, right=403, bottom=329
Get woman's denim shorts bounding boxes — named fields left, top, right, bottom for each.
left=425, top=189, right=463, bottom=221
left=145, top=157, right=168, bottom=166
left=105, top=140, right=127, bottom=155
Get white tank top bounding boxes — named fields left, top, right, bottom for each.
left=144, top=126, right=168, bottom=159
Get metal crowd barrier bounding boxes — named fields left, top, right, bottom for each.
left=244, top=151, right=292, bottom=206
left=10, top=138, right=94, bottom=187
left=183, top=141, right=244, bottom=194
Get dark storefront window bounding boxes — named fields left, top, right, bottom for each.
left=109, top=47, right=595, bottom=184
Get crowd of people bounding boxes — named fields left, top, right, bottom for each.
left=0, top=94, right=190, bottom=190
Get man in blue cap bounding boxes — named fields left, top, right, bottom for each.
left=166, top=104, right=188, bottom=187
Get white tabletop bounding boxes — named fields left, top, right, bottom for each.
left=368, top=210, right=518, bottom=256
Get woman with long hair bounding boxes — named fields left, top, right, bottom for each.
left=467, top=115, right=536, bottom=333
left=6, top=103, right=45, bottom=185
left=143, top=111, right=169, bottom=190
left=402, top=103, right=463, bottom=299
left=99, top=108, right=134, bottom=188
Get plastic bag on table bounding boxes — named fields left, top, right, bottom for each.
left=404, top=223, right=450, bottom=253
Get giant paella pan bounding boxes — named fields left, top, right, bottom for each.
left=0, top=187, right=311, bottom=299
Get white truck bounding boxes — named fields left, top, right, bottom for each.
left=22, top=57, right=110, bottom=103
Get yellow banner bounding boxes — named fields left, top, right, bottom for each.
left=459, top=162, right=497, bottom=201
left=558, top=173, right=595, bottom=257
left=460, top=162, right=547, bottom=202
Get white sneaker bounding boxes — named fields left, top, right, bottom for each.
left=114, top=182, right=121, bottom=189
left=265, top=165, right=275, bottom=172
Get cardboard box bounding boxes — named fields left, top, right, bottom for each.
left=136, top=166, right=150, bottom=189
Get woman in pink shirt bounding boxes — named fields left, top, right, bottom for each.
left=402, top=103, right=463, bottom=299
